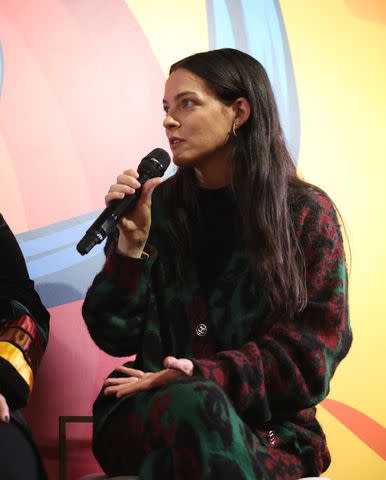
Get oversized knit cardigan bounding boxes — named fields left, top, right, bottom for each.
left=83, top=180, right=352, bottom=473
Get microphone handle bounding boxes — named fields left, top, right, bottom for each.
left=76, top=172, right=151, bottom=255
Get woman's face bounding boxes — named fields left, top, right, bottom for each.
left=163, top=68, right=235, bottom=169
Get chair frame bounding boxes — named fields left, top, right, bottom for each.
left=58, top=415, right=93, bottom=480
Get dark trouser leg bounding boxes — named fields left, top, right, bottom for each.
left=93, top=377, right=305, bottom=480
left=0, top=419, right=43, bottom=480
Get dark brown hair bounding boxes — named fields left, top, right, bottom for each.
left=165, top=48, right=317, bottom=313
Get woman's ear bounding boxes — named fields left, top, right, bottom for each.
left=232, top=97, right=251, bottom=127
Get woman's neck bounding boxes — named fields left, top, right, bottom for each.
left=193, top=157, right=231, bottom=189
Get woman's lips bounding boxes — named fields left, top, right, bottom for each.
left=169, top=138, right=184, bottom=151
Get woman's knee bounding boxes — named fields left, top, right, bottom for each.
left=155, top=377, right=230, bottom=417
left=148, top=378, right=236, bottom=445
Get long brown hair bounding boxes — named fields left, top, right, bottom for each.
left=164, top=48, right=314, bottom=313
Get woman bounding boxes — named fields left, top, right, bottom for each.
left=83, top=48, right=352, bottom=479
left=0, top=214, right=50, bottom=479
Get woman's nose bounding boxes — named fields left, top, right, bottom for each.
left=163, top=113, right=180, bottom=129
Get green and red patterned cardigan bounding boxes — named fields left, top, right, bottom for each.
left=83, top=181, right=352, bottom=473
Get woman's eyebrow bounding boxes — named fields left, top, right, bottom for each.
left=163, top=91, right=198, bottom=104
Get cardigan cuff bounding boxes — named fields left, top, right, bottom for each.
left=190, top=357, right=231, bottom=391
left=105, top=242, right=157, bottom=292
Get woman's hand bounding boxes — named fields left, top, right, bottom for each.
left=105, top=169, right=162, bottom=258
left=103, top=357, right=194, bottom=398
left=0, top=393, right=10, bottom=423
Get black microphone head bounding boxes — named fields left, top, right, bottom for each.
left=139, top=148, right=171, bottom=177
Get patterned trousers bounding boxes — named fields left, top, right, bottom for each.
left=93, top=377, right=307, bottom=479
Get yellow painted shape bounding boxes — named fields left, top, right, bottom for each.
left=124, top=1, right=209, bottom=77
left=280, top=0, right=386, bottom=427
left=318, top=406, right=386, bottom=479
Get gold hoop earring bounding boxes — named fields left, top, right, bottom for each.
left=232, top=122, right=238, bottom=137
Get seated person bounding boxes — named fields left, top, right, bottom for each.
left=0, top=213, right=50, bottom=480
left=83, top=48, right=352, bottom=479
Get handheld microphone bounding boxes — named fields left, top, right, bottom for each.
left=76, top=148, right=170, bottom=255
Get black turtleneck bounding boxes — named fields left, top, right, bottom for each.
left=191, top=186, right=243, bottom=297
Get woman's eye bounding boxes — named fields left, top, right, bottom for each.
left=163, top=106, right=169, bottom=114
left=181, top=98, right=194, bottom=108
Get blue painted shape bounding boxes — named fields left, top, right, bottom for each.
left=211, top=0, right=236, bottom=48
left=16, top=211, right=106, bottom=308
left=206, top=0, right=300, bottom=160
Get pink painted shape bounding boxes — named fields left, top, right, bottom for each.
left=0, top=8, right=92, bottom=231
left=0, top=134, right=28, bottom=231
left=321, top=398, right=386, bottom=460
left=0, top=0, right=168, bottom=231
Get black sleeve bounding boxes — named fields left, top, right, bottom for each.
left=0, top=214, right=50, bottom=408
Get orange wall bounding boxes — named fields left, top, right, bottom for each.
left=280, top=1, right=386, bottom=477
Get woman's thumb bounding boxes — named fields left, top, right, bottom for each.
left=142, top=177, right=162, bottom=204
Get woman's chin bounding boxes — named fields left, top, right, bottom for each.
left=172, top=152, right=195, bottom=168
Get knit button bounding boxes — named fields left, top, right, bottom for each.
left=195, top=323, right=207, bottom=336
left=267, top=430, right=276, bottom=445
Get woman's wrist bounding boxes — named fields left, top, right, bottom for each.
left=117, top=235, right=146, bottom=259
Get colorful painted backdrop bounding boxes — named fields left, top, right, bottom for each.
left=0, top=1, right=385, bottom=478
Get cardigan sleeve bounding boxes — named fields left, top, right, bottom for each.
left=0, top=214, right=50, bottom=409
left=191, top=193, right=352, bottom=423
left=82, top=242, right=158, bottom=356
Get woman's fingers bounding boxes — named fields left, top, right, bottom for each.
left=114, top=366, right=145, bottom=378
left=108, top=184, right=135, bottom=195
left=104, top=360, right=188, bottom=399
left=122, top=169, right=139, bottom=178
left=104, top=170, right=141, bottom=206
left=114, top=369, right=183, bottom=398
left=105, top=191, right=125, bottom=206
left=104, top=377, right=146, bottom=396
left=163, top=356, right=178, bottom=368
left=116, top=173, right=141, bottom=190
left=104, top=384, right=134, bottom=396
left=0, top=393, right=10, bottom=423
left=103, top=369, right=184, bottom=398
left=104, top=377, right=139, bottom=386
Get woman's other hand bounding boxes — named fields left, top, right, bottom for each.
left=163, top=356, right=194, bottom=376
left=103, top=357, right=193, bottom=398
left=0, top=393, right=10, bottom=423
